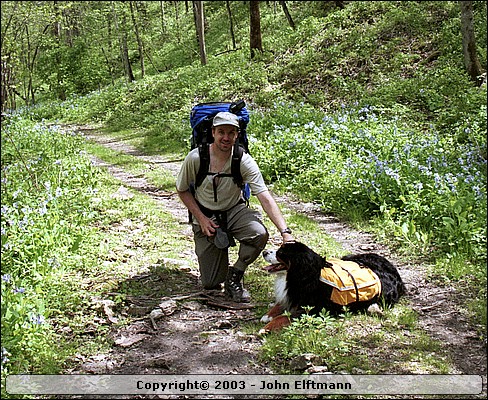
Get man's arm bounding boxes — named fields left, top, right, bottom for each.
left=177, top=190, right=219, bottom=237
left=256, top=190, right=294, bottom=242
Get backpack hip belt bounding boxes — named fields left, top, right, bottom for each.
left=194, top=199, right=246, bottom=228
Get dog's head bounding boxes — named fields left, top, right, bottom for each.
left=262, top=247, right=288, bottom=275
left=262, top=241, right=325, bottom=276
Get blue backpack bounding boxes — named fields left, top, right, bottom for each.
left=189, top=100, right=251, bottom=202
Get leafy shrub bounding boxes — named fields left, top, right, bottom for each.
left=1, top=115, right=100, bottom=381
left=251, top=101, right=487, bottom=263
left=260, top=310, right=351, bottom=372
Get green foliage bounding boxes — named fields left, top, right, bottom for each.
left=23, top=0, right=487, bottom=283
left=1, top=274, right=62, bottom=378
left=1, top=115, right=199, bottom=397
left=251, top=101, right=486, bottom=265
left=36, top=40, right=111, bottom=99
left=260, top=306, right=451, bottom=374
left=260, top=310, right=351, bottom=372
left=1, top=117, right=99, bottom=276
left=1, top=115, right=100, bottom=388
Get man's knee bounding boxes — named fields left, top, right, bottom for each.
left=256, top=229, right=269, bottom=249
left=249, top=222, right=269, bottom=248
left=202, top=281, right=223, bottom=290
left=200, top=273, right=225, bottom=290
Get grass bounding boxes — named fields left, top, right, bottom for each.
left=83, top=139, right=177, bottom=192
left=259, top=306, right=452, bottom=375
left=0, top=118, right=196, bottom=398
left=2, top=117, right=485, bottom=400
left=85, top=127, right=482, bottom=380
left=81, top=128, right=486, bottom=386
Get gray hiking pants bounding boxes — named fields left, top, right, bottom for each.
left=192, top=203, right=269, bottom=289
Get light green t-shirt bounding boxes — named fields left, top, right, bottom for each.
left=176, top=147, right=268, bottom=212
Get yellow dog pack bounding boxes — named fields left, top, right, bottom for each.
left=320, top=258, right=381, bottom=305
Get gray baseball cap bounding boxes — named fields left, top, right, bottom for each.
left=212, top=112, right=240, bottom=128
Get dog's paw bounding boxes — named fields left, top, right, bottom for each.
left=260, top=315, right=291, bottom=333
left=367, top=303, right=383, bottom=316
left=258, top=327, right=269, bottom=335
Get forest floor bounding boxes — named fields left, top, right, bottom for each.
left=64, top=124, right=486, bottom=399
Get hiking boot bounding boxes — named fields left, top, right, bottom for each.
left=225, top=267, right=250, bottom=303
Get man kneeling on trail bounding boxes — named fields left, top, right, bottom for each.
left=176, top=111, right=293, bottom=302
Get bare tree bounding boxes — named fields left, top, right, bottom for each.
left=1, top=59, right=15, bottom=112
left=459, top=1, right=483, bottom=85
left=192, top=1, right=207, bottom=65
left=112, top=2, right=135, bottom=83
left=53, top=0, right=66, bottom=100
left=174, top=1, right=181, bottom=44
left=250, top=0, right=263, bottom=59
left=226, top=1, right=236, bottom=49
left=129, top=1, right=145, bottom=78
left=279, top=1, right=295, bottom=30
left=159, top=1, right=166, bottom=35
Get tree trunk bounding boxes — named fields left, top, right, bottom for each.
left=130, top=1, right=145, bottom=78
left=193, top=1, right=207, bottom=65
left=53, top=0, right=66, bottom=101
left=1, top=59, right=16, bottom=112
left=250, top=0, right=263, bottom=59
left=122, top=19, right=135, bottom=82
left=105, top=12, right=117, bottom=86
left=226, top=1, right=236, bottom=49
left=174, top=1, right=181, bottom=44
left=112, top=2, right=135, bottom=83
left=159, top=1, right=166, bottom=35
left=279, top=1, right=295, bottom=30
left=101, top=46, right=116, bottom=85
left=459, top=1, right=483, bottom=85
left=26, top=25, right=35, bottom=105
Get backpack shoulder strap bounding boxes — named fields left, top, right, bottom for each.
left=231, top=142, right=244, bottom=188
left=194, top=142, right=245, bottom=190
left=195, top=143, right=210, bottom=188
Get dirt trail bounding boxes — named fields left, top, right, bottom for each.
left=67, top=124, right=486, bottom=397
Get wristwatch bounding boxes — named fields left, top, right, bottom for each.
left=280, top=228, right=292, bottom=235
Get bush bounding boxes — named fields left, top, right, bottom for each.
left=251, top=101, right=487, bottom=263
left=1, top=115, right=100, bottom=381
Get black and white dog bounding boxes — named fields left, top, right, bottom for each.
left=261, top=241, right=405, bottom=332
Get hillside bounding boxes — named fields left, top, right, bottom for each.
left=30, top=0, right=486, bottom=267
left=27, top=2, right=486, bottom=145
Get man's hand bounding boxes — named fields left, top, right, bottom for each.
left=281, top=233, right=294, bottom=243
left=197, top=215, right=219, bottom=237
left=177, top=190, right=220, bottom=237
left=256, top=190, right=294, bottom=244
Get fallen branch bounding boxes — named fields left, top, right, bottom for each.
left=160, top=292, right=205, bottom=301
left=419, top=300, right=446, bottom=311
